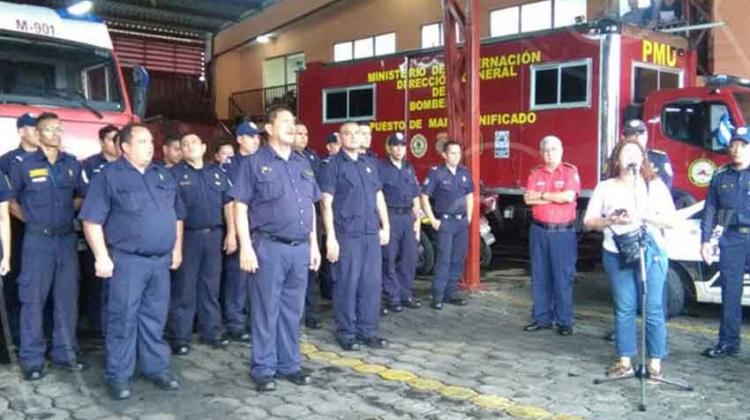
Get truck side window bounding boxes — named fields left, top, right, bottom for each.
left=323, top=84, right=375, bottom=122
left=530, top=59, right=591, bottom=109
left=633, top=66, right=682, bottom=103
left=662, top=101, right=731, bottom=152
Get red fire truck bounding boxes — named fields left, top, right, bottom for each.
left=0, top=1, right=139, bottom=158
left=298, top=21, right=750, bottom=314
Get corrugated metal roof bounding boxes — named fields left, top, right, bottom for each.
left=7, top=0, right=276, bottom=36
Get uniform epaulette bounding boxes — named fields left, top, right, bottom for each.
left=650, top=149, right=667, bottom=155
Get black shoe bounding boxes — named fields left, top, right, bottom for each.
left=23, top=368, right=45, bottom=382
left=149, top=373, right=180, bottom=391
left=276, top=368, right=312, bottom=385
left=402, top=298, right=422, bottom=309
left=360, top=336, right=388, bottom=349
left=200, top=336, right=229, bottom=349
left=108, top=383, right=131, bottom=400
left=431, top=300, right=444, bottom=310
left=305, top=318, right=323, bottom=329
left=386, top=302, right=404, bottom=313
left=558, top=326, right=574, bottom=336
left=338, top=339, right=360, bottom=351
left=446, top=297, right=467, bottom=306
left=255, top=376, right=276, bottom=392
left=603, top=330, right=615, bottom=342
left=171, top=344, right=190, bottom=356
left=523, top=322, right=552, bottom=332
left=702, top=344, right=739, bottom=358
left=227, top=331, right=251, bottom=343
left=51, top=359, right=88, bottom=372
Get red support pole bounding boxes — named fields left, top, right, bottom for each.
left=442, top=0, right=482, bottom=291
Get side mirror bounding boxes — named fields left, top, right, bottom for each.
left=131, top=65, right=150, bottom=119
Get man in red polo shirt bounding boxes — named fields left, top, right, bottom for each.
left=523, top=135, right=580, bottom=336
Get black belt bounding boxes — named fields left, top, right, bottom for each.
left=26, top=223, right=74, bottom=237
left=532, top=220, right=576, bottom=231
left=388, top=207, right=412, bottom=215
left=253, top=231, right=308, bottom=246
left=185, top=226, right=221, bottom=233
left=437, top=213, right=465, bottom=220
left=729, top=225, right=750, bottom=234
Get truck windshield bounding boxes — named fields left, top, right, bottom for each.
left=732, top=92, right=750, bottom=126
left=0, top=33, right=124, bottom=113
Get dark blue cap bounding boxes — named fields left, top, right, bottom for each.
left=387, top=132, right=406, bottom=146
left=326, top=133, right=339, bottom=144
left=731, top=126, right=750, bottom=144
left=236, top=121, right=263, bottom=137
left=16, top=113, right=37, bottom=128
left=623, top=119, right=647, bottom=136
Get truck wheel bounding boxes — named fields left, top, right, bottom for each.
left=671, top=189, right=697, bottom=210
left=665, top=264, right=687, bottom=319
left=417, top=234, right=435, bottom=276
left=480, top=238, right=493, bottom=269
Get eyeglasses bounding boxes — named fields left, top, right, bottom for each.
left=40, top=126, right=64, bottom=134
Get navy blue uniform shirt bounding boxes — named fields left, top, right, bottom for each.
left=229, top=145, right=320, bottom=241
left=9, top=150, right=81, bottom=229
left=701, top=164, right=750, bottom=243
left=171, top=161, right=231, bottom=230
left=299, top=148, right=320, bottom=177
left=221, top=154, right=249, bottom=184
left=79, top=157, right=186, bottom=256
left=648, top=150, right=673, bottom=190
left=421, top=165, right=475, bottom=215
left=378, top=158, right=420, bottom=209
left=81, top=153, right=113, bottom=196
left=0, top=147, right=30, bottom=175
left=318, top=151, right=382, bottom=237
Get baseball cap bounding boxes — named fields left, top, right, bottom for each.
left=622, top=119, right=647, bottom=136
left=16, top=113, right=37, bottom=128
left=730, top=126, right=750, bottom=144
left=387, top=132, right=406, bottom=146
left=236, top=121, right=263, bottom=137
left=325, top=133, right=339, bottom=144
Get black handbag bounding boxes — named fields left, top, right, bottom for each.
left=610, top=228, right=642, bottom=266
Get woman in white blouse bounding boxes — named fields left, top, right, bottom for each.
left=584, top=139, right=676, bottom=381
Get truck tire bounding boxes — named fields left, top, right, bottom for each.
left=480, top=238, right=493, bottom=269
left=665, top=264, right=687, bottom=319
left=417, top=234, right=435, bottom=276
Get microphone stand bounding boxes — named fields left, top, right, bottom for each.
left=594, top=165, right=692, bottom=411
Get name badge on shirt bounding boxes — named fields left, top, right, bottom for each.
left=261, top=166, right=272, bottom=174
left=31, top=176, right=48, bottom=183
left=29, top=168, right=48, bottom=179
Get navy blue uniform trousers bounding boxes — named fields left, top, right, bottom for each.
left=250, top=236, right=308, bottom=380
left=382, top=212, right=417, bottom=305
left=529, top=224, right=577, bottom=327
left=18, top=232, right=79, bottom=370
left=106, top=250, right=172, bottom=385
left=223, top=252, right=251, bottom=334
left=167, top=228, right=223, bottom=344
left=432, top=218, right=468, bottom=302
left=333, top=234, right=382, bottom=342
left=717, top=230, right=750, bottom=349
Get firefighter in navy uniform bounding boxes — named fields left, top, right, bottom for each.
left=230, top=107, right=320, bottom=392
left=420, top=140, right=474, bottom=310
left=293, top=122, right=323, bottom=329
left=221, top=121, right=263, bottom=342
left=700, top=127, right=750, bottom=358
left=316, top=133, right=340, bottom=301
left=0, top=113, right=38, bottom=347
left=80, top=123, right=185, bottom=400
left=623, top=119, right=673, bottom=189
left=319, top=122, right=391, bottom=351
left=166, top=134, right=233, bottom=355
left=379, top=133, right=422, bottom=312
left=80, top=124, right=121, bottom=336
left=9, top=112, right=86, bottom=380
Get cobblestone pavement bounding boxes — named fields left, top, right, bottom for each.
left=1, top=266, right=748, bottom=419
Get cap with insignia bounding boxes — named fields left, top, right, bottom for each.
left=16, top=113, right=37, bottom=128
left=622, top=119, right=647, bottom=136
left=387, top=132, right=406, bottom=146
left=326, top=133, right=339, bottom=144
left=236, top=121, right=264, bottom=137
left=730, top=126, right=750, bottom=144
